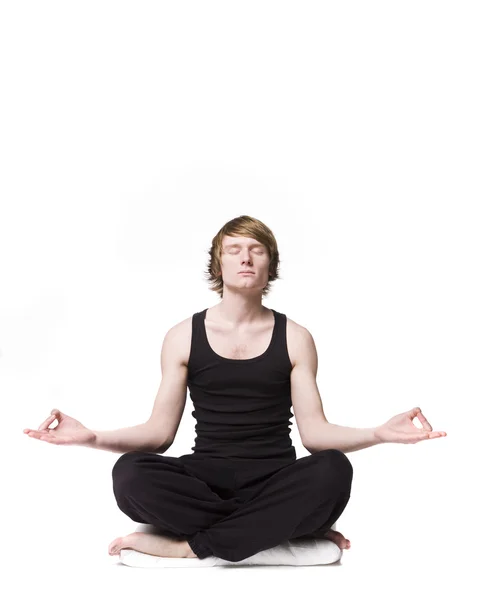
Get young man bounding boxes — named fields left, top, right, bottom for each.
left=24, top=215, right=446, bottom=563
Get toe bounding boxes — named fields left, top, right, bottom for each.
left=108, top=536, right=123, bottom=555
left=108, top=544, right=118, bottom=555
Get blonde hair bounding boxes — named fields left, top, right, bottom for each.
left=204, top=215, right=281, bottom=298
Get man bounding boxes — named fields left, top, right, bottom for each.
left=24, top=214, right=447, bottom=563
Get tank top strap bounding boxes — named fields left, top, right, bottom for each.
left=271, top=309, right=292, bottom=370
left=187, top=310, right=207, bottom=370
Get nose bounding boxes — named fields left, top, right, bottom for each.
left=241, top=250, right=253, bottom=266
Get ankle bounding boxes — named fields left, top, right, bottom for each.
left=182, top=540, right=198, bottom=558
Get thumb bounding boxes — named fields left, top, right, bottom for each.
left=407, top=406, right=421, bottom=419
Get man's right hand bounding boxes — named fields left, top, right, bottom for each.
left=23, top=409, right=96, bottom=447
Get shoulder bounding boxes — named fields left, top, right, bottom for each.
left=163, top=313, right=197, bottom=367
left=165, top=314, right=193, bottom=336
left=285, top=316, right=317, bottom=368
left=286, top=315, right=314, bottom=341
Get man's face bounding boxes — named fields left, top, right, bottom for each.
left=218, top=235, right=271, bottom=292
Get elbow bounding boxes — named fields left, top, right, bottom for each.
left=150, top=438, right=173, bottom=453
left=302, top=435, right=316, bottom=454
left=302, top=421, right=331, bottom=454
left=144, top=421, right=173, bottom=453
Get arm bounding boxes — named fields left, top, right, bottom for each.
left=90, top=422, right=171, bottom=454
left=290, top=326, right=382, bottom=455
left=145, top=320, right=188, bottom=452
left=304, top=423, right=379, bottom=454
left=91, top=322, right=188, bottom=454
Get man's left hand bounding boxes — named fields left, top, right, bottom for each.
left=374, top=407, right=447, bottom=444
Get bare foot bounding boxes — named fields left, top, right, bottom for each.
left=108, top=532, right=198, bottom=558
left=323, top=529, right=351, bottom=550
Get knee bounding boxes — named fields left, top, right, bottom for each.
left=111, top=451, right=146, bottom=496
left=112, top=450, right=143, bottom=476
left=326, top=449, right=353, bottom=482
left=312, top=449, right=353, bottom=493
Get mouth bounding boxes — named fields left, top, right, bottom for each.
left=239, top=271, right=255, bottom=275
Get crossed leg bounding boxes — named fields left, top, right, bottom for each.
left=110, top=449, right=353, bottom=562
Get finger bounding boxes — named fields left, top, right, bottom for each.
left=413, top=407, right=433, bottom=432
left=409, top=433, right=432, bottom=443
left=410, top=431, right=448, bottom=443
left=38, top=414, right=58, bottom=431
left=35, top=434, right=58, bottom=443
left=26, top=430, right=47, bottom=440
left=24, top=428, right=52, bottom=437
left=44, top=435, right=71, bottom=445
left=38, top=435, right=64, bottom=444
left=26, top=430, right=66, bottom=444
left=399, top=431, right=432, bottom=443
left=27, top=429, right=54, bottom=438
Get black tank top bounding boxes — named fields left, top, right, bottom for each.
left=186, top=307, right=297, bottom=460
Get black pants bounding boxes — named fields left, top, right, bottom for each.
left=111, top=448, right=353, bottom=563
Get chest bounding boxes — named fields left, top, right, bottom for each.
left=204, top=324, right=270, bottom=359
left=204, top=318, right=295, bottom=366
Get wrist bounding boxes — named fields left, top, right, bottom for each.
left=373, top=426, right=384, bottom=444
left=84, top=430, right=98, bottom=449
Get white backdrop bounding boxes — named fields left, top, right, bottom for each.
left=1, top=1, right=481, bottom=598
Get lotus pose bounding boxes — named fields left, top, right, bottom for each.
left=24, top=215, right=447, bottom=563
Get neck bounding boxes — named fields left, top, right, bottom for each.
left=211, top=290, right=268, bottom=326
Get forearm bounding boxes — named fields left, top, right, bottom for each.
left=305, top=423, right=382, bottom=454
left=88, top=422, right=171, bottom=454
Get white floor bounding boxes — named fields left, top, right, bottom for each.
left=9, top=507, right=476, bottom=600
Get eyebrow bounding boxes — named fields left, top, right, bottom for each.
left=224, top=243, right=265, bottom=249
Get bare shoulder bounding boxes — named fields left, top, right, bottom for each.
left=163, top=314, right=193, bottom=367
left=286, top=316, right=316, bottom=369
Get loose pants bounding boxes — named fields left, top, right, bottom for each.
left=111, top=448, right=353, bottom=563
